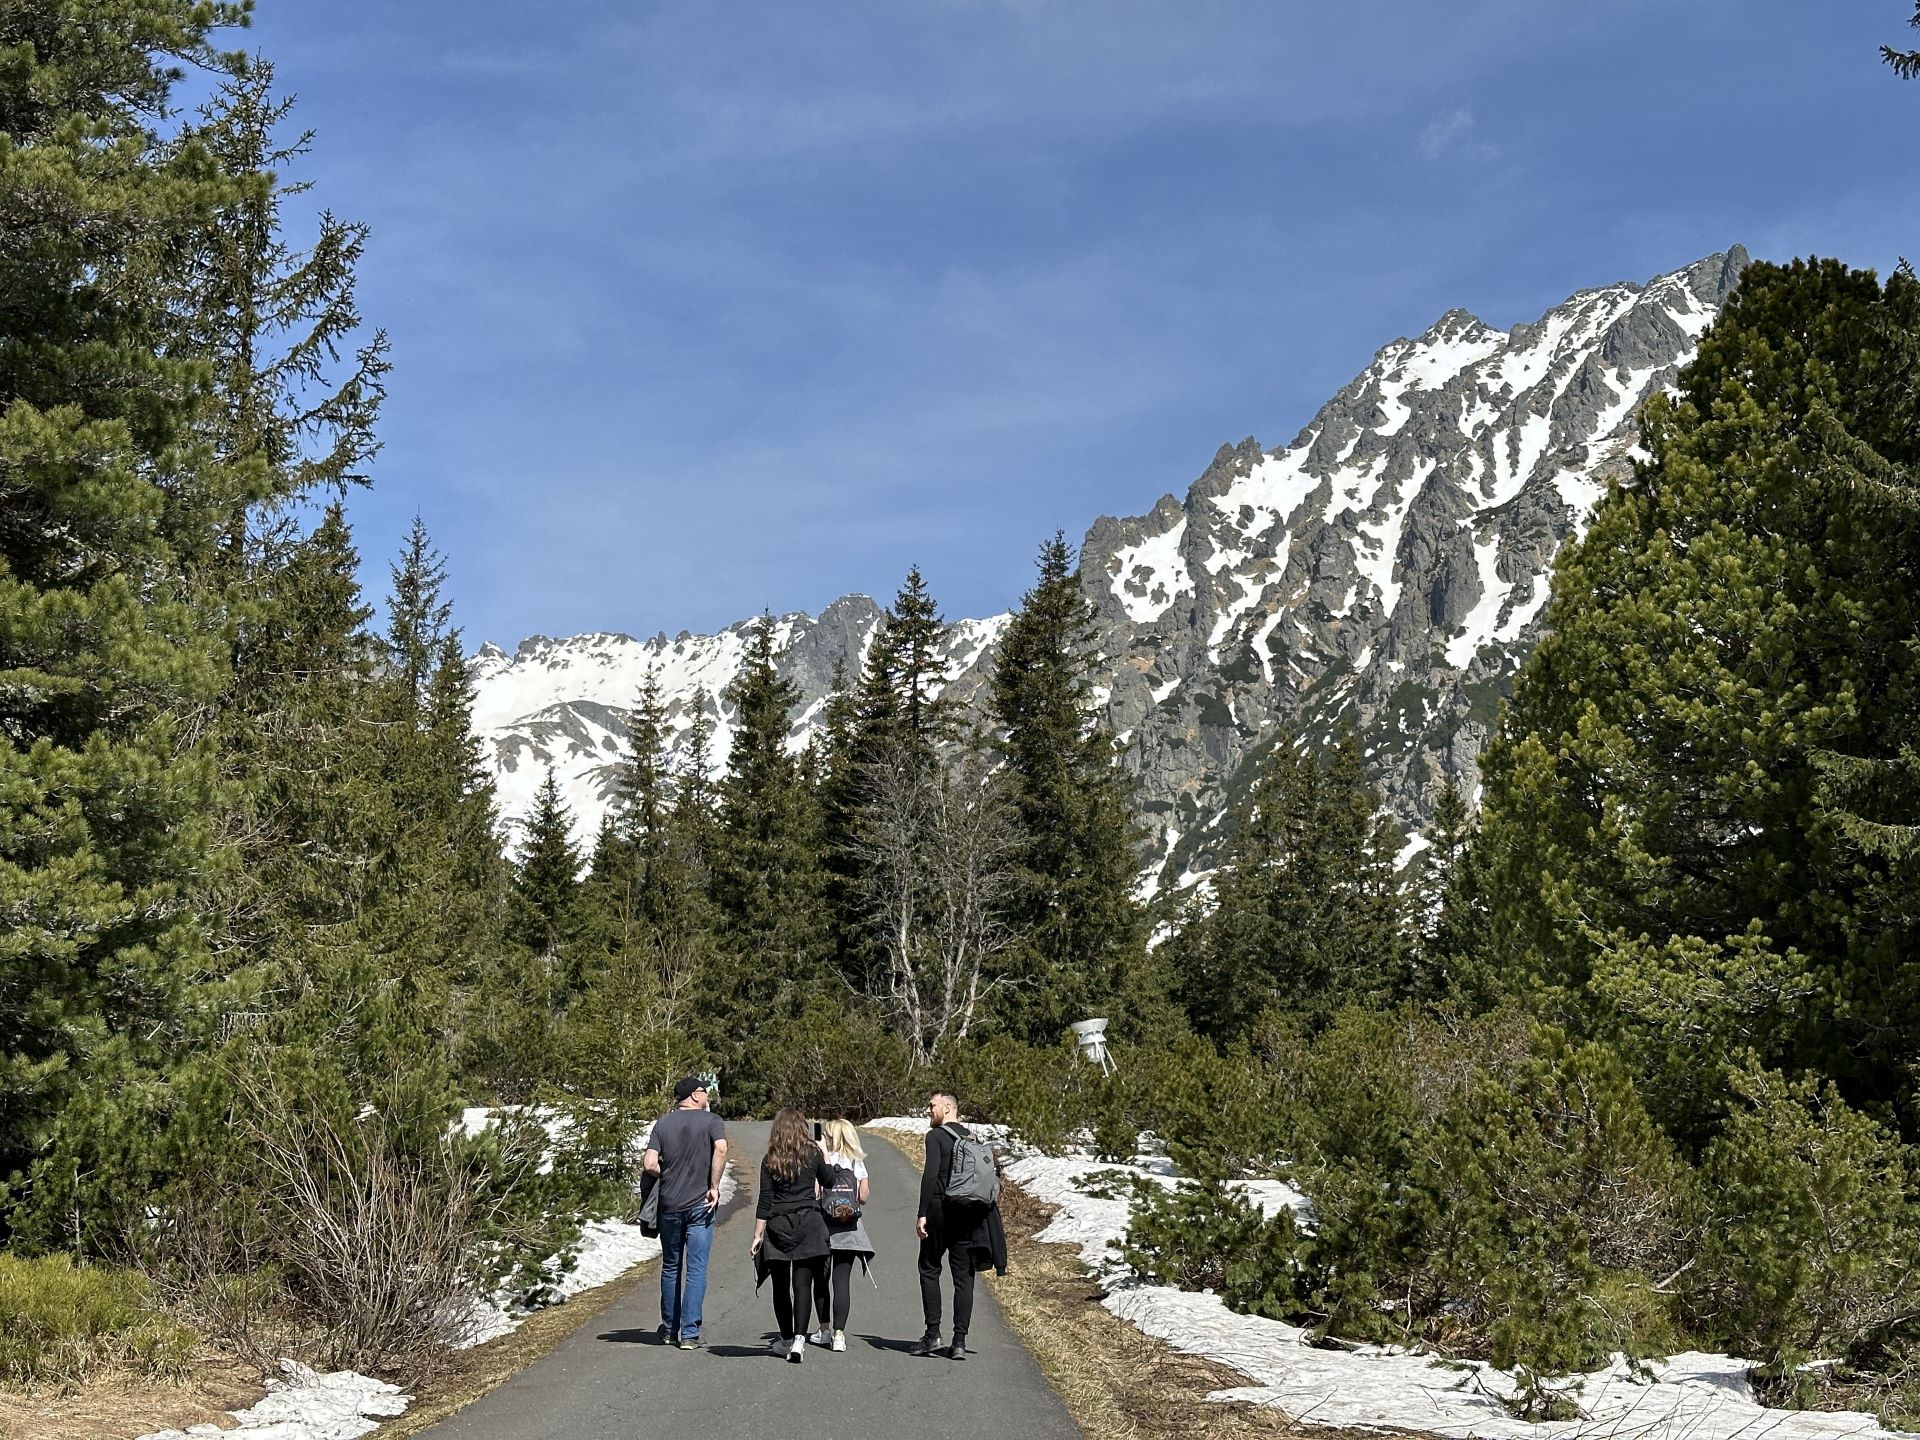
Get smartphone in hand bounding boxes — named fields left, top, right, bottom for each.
left=813, top=1120, right=822, bottom=1141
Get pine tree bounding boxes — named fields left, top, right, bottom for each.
left=386, top=515, right=452, bottom=717
left=0, top=0, right=252, bottom=1228
left=1418, top=777, right=1491, bottom=1001
left=511, top=767, right=582, bottom=958
left=361, top=525, right=510, bottom=1036
left=1169, top=730, right=1409, bottom=1043
left=1472, top=258, right=1920, bottom=1138
left=989, top=534, right=1145, bottom=1043
left=713, top=616, right=831, bottom=983
left=669, top=692, right=722, bottom=912
left=618, top=667, right=672, bottom=857
left=1886, top=2, right=1920, bottom=78
left=170, top=59, right=389, bottom=541
left=813, top=661, right=867, bottom=979
left=854, top=567, right=954, bottom=767
left=210, top=503, right=381, bottom=963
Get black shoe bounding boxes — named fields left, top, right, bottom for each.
left=947, top=1333, right=968, bottom=1359
left=909, top=1330, right=941, bottom=1357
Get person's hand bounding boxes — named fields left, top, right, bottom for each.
left=750, top=1233, right=763, bottom=1255
left=704, top=1187, right=719, bottom=1210
left=916, top=1216, right=928, bottom=1240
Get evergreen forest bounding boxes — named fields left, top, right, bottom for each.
left=4, top=0, right=1920, bottom=1427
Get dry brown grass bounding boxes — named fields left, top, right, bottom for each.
left=867, top=1127, right=1363, bottom=1440
left=0, top=1257, right=663, bottom=1440
left=0, top=1354, right=261, bottom=1440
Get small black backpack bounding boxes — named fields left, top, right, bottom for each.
left=820, top=1162, right=862, bottom=1223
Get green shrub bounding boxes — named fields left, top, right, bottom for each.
left=1422, top=1029, right=1690, bottom=1373
left=0, top=1254, right=194, bottom=1390
left=942, top=1035, right=1080, bottom=1152
left=749, top=997, right=917, bottom=1120
left=1118, top=1019, right=1688, bottom=1376
left=1689, top=1064, right=1918, bottom=1378
left=1118, top=1175, right=1279, bottom=1293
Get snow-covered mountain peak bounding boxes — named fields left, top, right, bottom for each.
left=472, top=248, right=1748, bottom=885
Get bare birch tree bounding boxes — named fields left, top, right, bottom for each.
left=854, top=744, right=1026, bottom=1063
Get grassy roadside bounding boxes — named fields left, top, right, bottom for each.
left=374, top=1254, right=662, bottom=1440
left=867, top=1128, right=1343, bottom=1440
left=0, top=1356, right=262, bottom=1440
left=0, top=1255, right=664, bottom=1440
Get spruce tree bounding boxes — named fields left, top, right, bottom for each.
left=0, top=0, right=251, bottom=1226
left=618, top=666, right=672, bottom=857
left=989, top=535, right=1145, bottom=1043
left=361, top=525, right=510, bottom=1040
left=712, top=616, right=831, bottom=997
left=854, top=567, right=954, bottom=767
left=812, top=661, right=867, bottom=979
left=510, top=767, right=582, bottom=959
left=1170, top=730, right=1408, bottom=1043
left=1886, top=2, right=1920, bottom=78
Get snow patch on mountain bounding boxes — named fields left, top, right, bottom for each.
left=470, top=248, right=1750, bottom=884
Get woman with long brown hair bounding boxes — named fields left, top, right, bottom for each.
left=750, top=1107, right=835, bottom=1362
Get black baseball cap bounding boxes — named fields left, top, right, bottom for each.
left=674, top=1075, right=708, bottom=1103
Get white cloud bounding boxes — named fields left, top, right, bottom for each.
left=1418, top=106, right=1475, bottom=159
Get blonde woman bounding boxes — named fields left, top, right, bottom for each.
left=808, top=1117, right=875, bottom=1352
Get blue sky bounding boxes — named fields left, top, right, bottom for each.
left=239, top=0, right=1920, bottom=647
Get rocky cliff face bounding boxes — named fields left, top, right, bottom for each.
left=471, top=247, right=1748, bottom=885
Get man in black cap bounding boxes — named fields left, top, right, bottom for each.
left=643, top=1075, right=727, bottom=1348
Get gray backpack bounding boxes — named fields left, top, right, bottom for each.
left=941, top=1123, right=1001, bottom=1207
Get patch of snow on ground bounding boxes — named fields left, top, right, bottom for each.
left=991, top=1134, right=1909, bottom=1440
left=136, top=1361, right=408, bottom=1440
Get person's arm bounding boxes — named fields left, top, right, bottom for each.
left=755, top=1158, right=774, bottom=1223
left=752, top=1217, right=766, bottom=1254
left=706, top=1134, right=728, bottom=1209
left=917, top=1128, right=946, bottom=1239
left=643, top=1146, right=661, bottom=1176
left=857, top=1165, right=870, bottom=1206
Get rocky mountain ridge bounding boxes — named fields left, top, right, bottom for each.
left=471, top=246, right=1748, bottom=889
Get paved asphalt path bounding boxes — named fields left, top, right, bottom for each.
left=421, top=1121, right=1081, bottom=1440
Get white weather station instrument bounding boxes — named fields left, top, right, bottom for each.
left=1071, top=1017, right=1116, bottom=1076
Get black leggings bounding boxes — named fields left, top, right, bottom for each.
left=766, top=1257, right=825, bottom=1339
left=811, top=1252, right=856, bottom=1332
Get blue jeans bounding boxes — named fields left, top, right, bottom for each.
left=658, top=1203, right=715, bottom=1339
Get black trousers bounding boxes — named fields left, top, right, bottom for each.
left=917, top=1227, right=975, bottom=1337
left=811, top=1252, right=856, bottom=1332
left=766, top=1257, right=825, bottom=1339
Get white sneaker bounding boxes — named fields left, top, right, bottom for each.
left=831, top=1330, right=847, bottom=1352
left=786, top=1335, right=805, bottom=1363
left=810, top=1327, right=832, bottom=1346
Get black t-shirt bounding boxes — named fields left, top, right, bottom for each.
left=648, top=1107, right=726, bottom=1214
left=756, top=1149, right=833, bottom=1219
